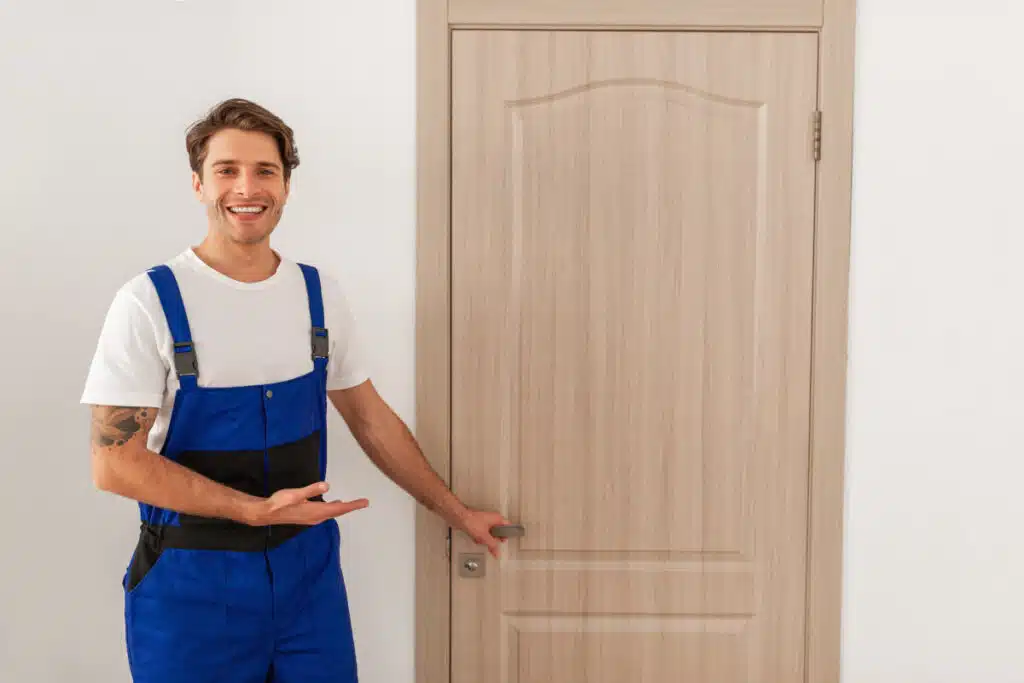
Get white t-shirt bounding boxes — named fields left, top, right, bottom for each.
left=80, top=248, right=370, bottom=453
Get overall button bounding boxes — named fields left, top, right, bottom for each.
left=265, top=390, right=273, bottom=399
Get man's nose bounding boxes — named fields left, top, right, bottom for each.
left=233, top=170, right=260, bottom=196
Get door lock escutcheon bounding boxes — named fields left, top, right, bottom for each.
left=459, top=552, right=486, bottom=578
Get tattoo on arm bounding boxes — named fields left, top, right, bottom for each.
left=91, top=406, right=156, bottom=449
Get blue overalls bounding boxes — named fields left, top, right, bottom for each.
left=121, top=263, right=358, bottom=683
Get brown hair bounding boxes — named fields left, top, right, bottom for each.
left=185, top=98, right=300, bottom=182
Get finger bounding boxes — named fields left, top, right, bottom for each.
left=482, top=533, right=501, bottom=555
left=304, top=481, right=330, bottom=498
left=285, top=500, right=369, bottom=526
left=280, top=481, right=329, bottom=506
left=322, top=498, right=370, bottom=518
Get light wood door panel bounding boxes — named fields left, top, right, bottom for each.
left=448, top=0, right=824, bottom=28
left=451, top=30, right=819, bottom=683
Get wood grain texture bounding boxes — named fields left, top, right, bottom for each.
left=449, top=0, right=824, bottom=28
left=450, top=30, right=819, bottom=683
left=805, top=1, right=857, bottom=681
left=414, top=1, right=451, bottom=683
left=415, top=2, right=857, bottom=682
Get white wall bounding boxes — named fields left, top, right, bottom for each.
left=841, top=3, right=1024, bottom=681
left=0, top=1, right=415, bottom=681
left=1, top=1, right=1021, bottom=682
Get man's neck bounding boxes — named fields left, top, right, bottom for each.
left=193, top=236, right=280, bottom=283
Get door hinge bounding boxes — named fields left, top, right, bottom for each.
left=445, top=528, right=451, bottom=559
left=813, top=111, right=822, bottom=161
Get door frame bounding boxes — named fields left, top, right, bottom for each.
left=414, top=2, right=857, bottom=681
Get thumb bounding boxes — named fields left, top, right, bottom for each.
left=281, top=481, right=329, bottom=506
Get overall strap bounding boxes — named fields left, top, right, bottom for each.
left=146, top=265, right=199, bottom=390
left=298, top=263, right=329, bottom=373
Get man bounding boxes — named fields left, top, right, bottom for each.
left=81, top=98, right=508, bottom=683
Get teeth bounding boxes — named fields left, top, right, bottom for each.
left=229, top=206, right=265, bottom=214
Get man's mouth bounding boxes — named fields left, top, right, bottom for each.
left=226, top=204, right=268, bottom=222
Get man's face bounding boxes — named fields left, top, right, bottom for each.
left=192, top=128, right=290, bottom=246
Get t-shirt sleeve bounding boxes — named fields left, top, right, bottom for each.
left=80, top=284, right=169, bottom=408
left=321, top=273, right=371, bottom=391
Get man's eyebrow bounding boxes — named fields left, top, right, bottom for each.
left=210, top=159, right=282, bottom=169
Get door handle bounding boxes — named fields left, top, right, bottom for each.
left=490, top=524, right=525, bottom=538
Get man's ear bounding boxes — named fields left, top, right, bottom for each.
left=191, top=171, right=203, bottom=200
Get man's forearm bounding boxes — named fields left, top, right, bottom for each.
left=350, top=408, right=468, bottom=528
left=93, top=444, right=262, bottom=524
left=90, top=406, right=260, bottom=525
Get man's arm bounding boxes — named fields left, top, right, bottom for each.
left=90, top=405, right=367, bottom=526
left=329, top=380, right=509, bottom=557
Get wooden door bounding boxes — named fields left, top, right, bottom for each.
left=449, top=30, right=820, bottom=682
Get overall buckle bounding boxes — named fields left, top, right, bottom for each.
left=173, top=342, right=198, bottom=377
left=311, top=327, right=329, bottom=360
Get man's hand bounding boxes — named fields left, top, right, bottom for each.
left=245, top=482, right=370, bottom=527
left=457, top=508, right=513, bottom=559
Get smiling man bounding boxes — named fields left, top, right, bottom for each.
left=80, top=98, right=509, bottom=683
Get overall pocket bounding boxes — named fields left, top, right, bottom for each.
left=125, top=529, right=164, bottom=594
